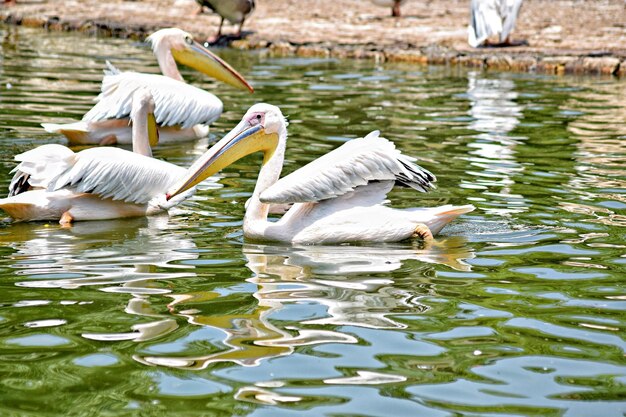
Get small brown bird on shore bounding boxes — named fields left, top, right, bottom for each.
left=195, top=0, right=256, bottom=40
left=369, top=0, right=408, bottom=17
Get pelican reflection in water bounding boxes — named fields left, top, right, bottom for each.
left=10, top=216, right=473, bottom=372
left=42, top=27, right=253, bottom=145
left=10, top=216, right=199, bottom=343
left=465, top=72, right=528, bottom=216
left=166, top=103, right=475, bottom=244
left=136, top=239, right=474, bottom=370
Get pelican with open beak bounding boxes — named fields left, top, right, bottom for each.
left=165, top=103, right=474, bottom=245
left=42, top=27, right=253, bottom=146
left=1, top=89, right=216, bottom=225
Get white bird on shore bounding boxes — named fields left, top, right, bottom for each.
left=1, top=89, right=203, bottom=224
left=196, top=0, right=256, bottom=40
left=165, top=103, right=474, bottom=245
left=369, top=0, right=408, bottom=17
left=42, top=28, right=253, bottom=146
left=468, top=0, right=524, bottom=47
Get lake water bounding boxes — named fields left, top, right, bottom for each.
left=0, top=26, right=625, bottom=416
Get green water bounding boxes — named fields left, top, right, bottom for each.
left=0, top=26, right=625, bottom=416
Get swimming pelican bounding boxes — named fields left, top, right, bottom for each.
left=165, top=103, right=475, bottom=245
left=196, top=0, right=256, bottom=40
left=370, top=0, right=408, bottom=17
left=1, top=89, right=198, bottom=224
left=468, top=0, right=524, bottom=47
left=42, top=28, right=254, bottom=146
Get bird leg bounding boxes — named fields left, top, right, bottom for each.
left=237, top=18, right=246, bottom=37
left=412, top=223, right=433, bottom=241
left=206, top=17, right=225, bottom=44
left=217, top=16, right=224, bottom=39
left=392, top=0, right=402, bottom=17
left=59, top=211, right=74, bottom=227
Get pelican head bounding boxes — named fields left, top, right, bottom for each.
left=147, top=27, right=253, bottom=92
left=166, top=103, right=286, bottom=200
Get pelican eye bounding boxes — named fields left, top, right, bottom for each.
left=248, top=113, right=264, bottom=126
left=184, top=36, right=193, bottom=45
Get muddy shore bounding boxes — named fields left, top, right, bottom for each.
left=2, top=0, right=626, bottom=76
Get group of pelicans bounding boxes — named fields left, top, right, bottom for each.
left=193, top=0, right=524, bottom=48
left=0, top=27, right=476, bottom=245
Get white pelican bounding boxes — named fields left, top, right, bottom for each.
left=370, top=0, right=408, bottom=17
left=468, top=0, right=524, bottom=47
left=1, top=89, right=198, bottom=224
left=165, top=103, right=475, bottom=245
left=42, top=28, right=254, bottom=146
left=196, top=0, right=256, bottom=40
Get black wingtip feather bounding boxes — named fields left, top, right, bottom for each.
left=8, top=172, right=31, bottom=197
left=395, top=160, right=437, bottom=192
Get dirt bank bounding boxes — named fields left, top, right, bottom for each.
left=2, top=0, right=626, bottom=76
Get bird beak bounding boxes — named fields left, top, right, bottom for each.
left=147, top=112, right=159, bottom=147
left=171, top=40, right=254, bottom=93
left=165, top=121, right=278, bottom=200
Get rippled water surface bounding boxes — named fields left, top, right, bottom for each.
left=1, top=26, right=625, bottom=416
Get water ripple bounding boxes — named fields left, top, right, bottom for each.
left=0, top=25, right=625, bottom=416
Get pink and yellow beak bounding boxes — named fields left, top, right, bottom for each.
left=166, top=121, right=278, bottom=200
left=171, top=39, right=254, bottom=93
left=147, top=112, right=159, bottom=147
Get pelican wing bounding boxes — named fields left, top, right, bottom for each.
left=500, top=0, right=523, bottom=42
left=8, top=144, right=76, bottom=196
left=83, top=66, right=223, bottom=129
left=49, top=147, right=187, bottom=205
left=468, top=0, right=502, bottom=47
left=260, top=131, right=436, bottom=204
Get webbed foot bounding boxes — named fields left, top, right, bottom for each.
left=59, top=211, right=74, bottom=227
left=412, top=223, right=433, bottom=241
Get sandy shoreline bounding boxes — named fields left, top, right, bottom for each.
left=2, top=0, right=626, bottom=76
